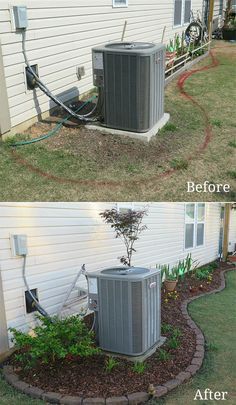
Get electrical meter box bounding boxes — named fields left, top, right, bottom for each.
left=11, top=234, right=28, bottom=256
left=13, top=6, right=28, bottom=29
left=92, top=42, right=165, bottom=133
left=88, top=266, right=161, bottom=356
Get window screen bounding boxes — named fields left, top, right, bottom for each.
left=197, top=224, right=204, bottom=246
left=174, top=0, right=183, bottom=26
left=185, top=203, right=205, bottom=249
left=185, top=224, right=194, bottom=249
left=113, top=0, right=128, bottom=7
left=184, top=0, right=191, bottom=23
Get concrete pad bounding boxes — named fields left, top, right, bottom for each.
left=104, top=336, right=166, bottom=363
left=86, top=113, right=170, bottom=142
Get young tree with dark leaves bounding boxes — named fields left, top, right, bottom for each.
left=100, top=208, right=147, bottom=266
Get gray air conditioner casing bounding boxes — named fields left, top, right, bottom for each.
left=92, top=42, right=165, bottom=133
left=88, top=267, right=161, bottom=356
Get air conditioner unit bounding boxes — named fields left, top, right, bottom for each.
left=92, top=42, right=165, bottom=133
left=87, top=266, right=161, bottom=356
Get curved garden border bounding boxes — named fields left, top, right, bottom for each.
left=3, top=267, right=235, bottom=405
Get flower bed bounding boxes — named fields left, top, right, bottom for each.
left=3, top=262, right=234, bottom=404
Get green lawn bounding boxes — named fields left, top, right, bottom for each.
left=0, top=271, right=235, bottom=405
left=152, top=270, right=236, bottom=405
left=0, top=42, right=236, bottom=201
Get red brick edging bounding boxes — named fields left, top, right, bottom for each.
left=3, top=268, right=235, bottom=405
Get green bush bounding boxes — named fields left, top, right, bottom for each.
left=195, top=267, right=210, bottom=280
left=10, top=315, right=100, bottom=369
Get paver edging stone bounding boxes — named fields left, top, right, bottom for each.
left=3, top=268, right=235, bottom=404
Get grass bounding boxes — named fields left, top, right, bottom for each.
left=0, top=271, right=235, bottom=404
left=0, top=370, right=43, bottom=404
left=150, top=270, right=236, bottom=405
left=0, top=42, right=235, bottom=201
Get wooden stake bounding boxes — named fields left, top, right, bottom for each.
left=121, top=20, right=127, bottom=42
left=208, top=0, right=215, bottom=34
left=161, top=26, right=166, bottom=43
left=223, top=204, right=231, bottom=261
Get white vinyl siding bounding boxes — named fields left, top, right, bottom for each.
left=0, top=0, right=204, bottom=131
left=0, top=202, right=221, bottom=348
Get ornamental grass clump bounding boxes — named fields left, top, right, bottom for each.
left=10, top=315, right=100, bottom=369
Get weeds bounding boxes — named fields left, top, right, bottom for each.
left=211, top=119, right=222, bottom=127
left=170, top=158, right=189, bottom=170
left=206, top=342, right=219, bottom=352
left=162, top=123, right=178, bottom=132
left=228, top=139, right=236, bottom=148
left=227, top=170, right=236, bottom=179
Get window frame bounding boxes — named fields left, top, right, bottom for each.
left=112, top=0, right=128, bottom=8
left=173, top=0, right=192, bottom=28
left=184, top=203, right=205, bottom=251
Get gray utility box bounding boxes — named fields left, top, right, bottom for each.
left=92, top=42, right=165, bottom=133
left=87, top=266, right=161, bottom=356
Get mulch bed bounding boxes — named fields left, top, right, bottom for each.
left=8, top=262, right=231, bottom=398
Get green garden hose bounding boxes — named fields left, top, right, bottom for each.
left=11, top=95, right=97, bottom=147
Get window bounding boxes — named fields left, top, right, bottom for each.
left=113, top=0, right=128, bottom=7
left=117, top=202, right=134, bottom=213
left=185, top=203, right=205, bottom=250
left=174, top=0, right=191, bottom=27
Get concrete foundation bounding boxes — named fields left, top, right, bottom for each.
left=104, top=336, right=166, bottom=363
left=86, top=113, right=170, bottom=142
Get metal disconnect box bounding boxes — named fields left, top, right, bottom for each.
left=92, top=42, right=165, bottom=133
left=88, top=266, right=161, bottom=356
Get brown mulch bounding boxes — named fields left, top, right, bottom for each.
left=8, top=262, right=231, bottom=398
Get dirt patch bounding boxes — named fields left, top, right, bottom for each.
left=7, top=262, right=231, bottom=398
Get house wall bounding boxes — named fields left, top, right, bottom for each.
left=0, top=0, right=204, bottom=132
left=0, top=202, right=221, bottom=348
left=229, top=209, right=236, bottom=253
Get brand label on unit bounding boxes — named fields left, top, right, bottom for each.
left=88, top=277, right=98, bottom=294
left=93, top=52, right=104, bottom=70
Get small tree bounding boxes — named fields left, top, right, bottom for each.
left=100, top=208, right=147, bottom=266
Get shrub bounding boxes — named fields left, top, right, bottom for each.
left=195, top=267, right=211, bottom=280
left=105, top=357, right=119, bottom=373
left=10, top=315, right=100, bottom=369
left=100, top=207, right=147, bottom=266
left=132, top=361, right=146, bottom=374
left=157, top=349, right=171, bottom=362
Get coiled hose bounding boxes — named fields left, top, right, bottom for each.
left=11, top=95, right=97, bottom=147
